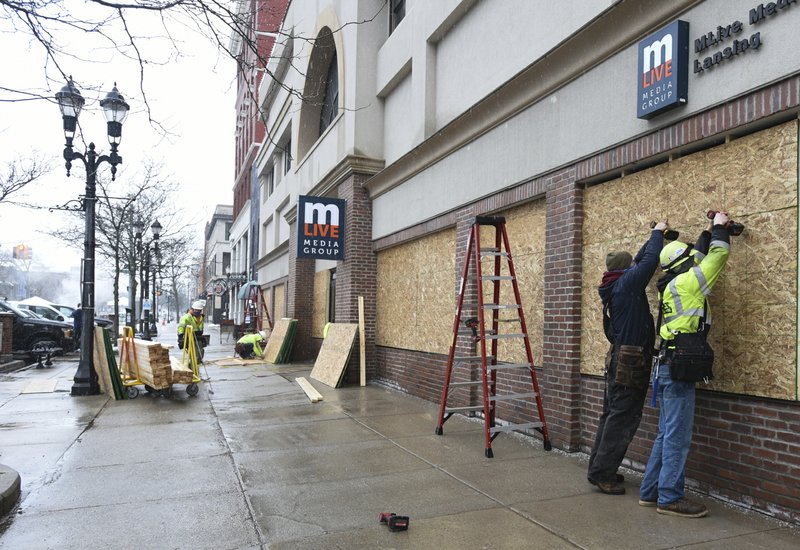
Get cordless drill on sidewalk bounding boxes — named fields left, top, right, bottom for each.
left=378, top=512, right=410, bottom=531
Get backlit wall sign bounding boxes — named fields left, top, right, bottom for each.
left=296, top=195, right=346, bottom=260
left=637, top=20, right=689, bottom=119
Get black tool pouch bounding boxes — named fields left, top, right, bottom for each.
left=666, top=332, right=714, bottom=382
left=614, top=345, right=651, bottom=390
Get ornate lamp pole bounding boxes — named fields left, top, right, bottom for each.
left=56, top=79, right=130, bottom=396
left=133, top=219, right=144, bottom=333
left=149, top=220, right=162, bottom=337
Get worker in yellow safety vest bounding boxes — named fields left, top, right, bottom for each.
left=235, top=331, right=267, bottom=359
left=639, top=211, right=732, bottom=518
left=177, top=300, right=205, bottom=349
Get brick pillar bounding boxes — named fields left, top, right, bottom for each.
left=0, top=313, right=12, bottom=354
left=453, top=206, right=479, bottom=407
left=542, top=168, right=583, bottom=451
left=286, top=208, right=316, bottom=361
left=335, top=173, right=378, bottom=382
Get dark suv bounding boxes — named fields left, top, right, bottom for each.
left=0, top=300, right=73, bottom=357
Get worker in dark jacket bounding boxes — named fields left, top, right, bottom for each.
left=587, top=221, right=666, bottom=495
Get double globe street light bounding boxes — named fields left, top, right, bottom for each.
left=56, top=78, right=130, bottom=396
left=133, top=219, right=162, bottom=340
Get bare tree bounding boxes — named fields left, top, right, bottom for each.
left=0, top=155, right=52, bottom=204
left=157, top=234, right=199, bottom=324
left=48, top=159, right=192, bottom=335
left=0, top=1, right=388, bottom=130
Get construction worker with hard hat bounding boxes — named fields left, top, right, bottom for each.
left=235, top=330, right=267, bottom=359
left=639, top=211, right=732, bottom=519
left=178, top=300, right=205, bottom=350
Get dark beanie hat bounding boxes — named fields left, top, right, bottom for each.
left=605, top=251, right=632, bottom=271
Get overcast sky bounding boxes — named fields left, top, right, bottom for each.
left=0, top=5, right=236, bottom=303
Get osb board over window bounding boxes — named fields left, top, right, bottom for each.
left=263, top=287, right=272, bottom=323
left=478, top=201, right=546, bottom=366
left=581, top=120, right=798, bottom=401
left=273, top=283, right=286, bottom=320
left=312, top=270, right=331, bottom=337
left=376, top=228, right=455, bottom=353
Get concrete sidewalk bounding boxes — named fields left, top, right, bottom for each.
left=0, top=323, right=797, bottom=549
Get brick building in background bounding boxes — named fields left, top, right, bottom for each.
left=228, top=0, right=290, bottom=329
left=244, top=0, right=800, bottom=524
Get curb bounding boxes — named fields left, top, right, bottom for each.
left=0, top=464, right=21, bottom=517
left=0, top=360, right=26, bottom=374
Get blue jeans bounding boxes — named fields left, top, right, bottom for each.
left=639, top=364, right=696, bottom=506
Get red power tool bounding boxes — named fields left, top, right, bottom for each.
left=378, top=512, right=410, bottom=532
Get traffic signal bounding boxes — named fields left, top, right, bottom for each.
left=12, top=244, right=31, bottom=260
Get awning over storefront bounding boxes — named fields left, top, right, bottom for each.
left=237, top=281, right=259, bottom=300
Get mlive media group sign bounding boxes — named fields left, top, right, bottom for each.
left=296, top=195, right=346, bottom=260
left=637, top=20, right=689, bottom=119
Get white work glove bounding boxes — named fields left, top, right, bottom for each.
left=653, top=220, right=668, bottom=232
left=713, top=211, right=729, bottom=227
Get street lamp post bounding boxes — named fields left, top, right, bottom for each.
left=133, top=219, right=144, bottom=334
left=149, top=220, right=162, bottom=337
left=56, top=78, right=130, bottom=396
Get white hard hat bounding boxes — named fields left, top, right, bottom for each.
left=259, top=330, right=267, bottom=340
left=191, top=301, right=204, bottom=310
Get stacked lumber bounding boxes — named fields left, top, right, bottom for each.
left=169, top=356, right=194, bottom=384
left=93, top=327, right=125, bottom=399
left=120, top=339, right=173, bottom=389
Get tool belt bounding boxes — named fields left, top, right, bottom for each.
left=609, top=344, right=652, bottom=390
left=661, top=332, right=714, bottom=383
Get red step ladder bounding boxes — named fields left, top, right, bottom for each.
left=435, top=216, right=551, bottom=457
left=239, top=284, right=274, bottom=338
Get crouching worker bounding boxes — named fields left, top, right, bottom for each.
left=235, top=331, right=267, bottom=359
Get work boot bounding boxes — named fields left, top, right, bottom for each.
left=595, top=481, right=625, bottom=495
left=588, top=473, right=624, bottom=485
left=657, top=498, right=708, bottom=518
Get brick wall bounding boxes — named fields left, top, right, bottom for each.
left=0, top=314, right=12, bottom=354
left=335, top=173, right=378, bottom=383
left=287, top=220, right=316, bottom=361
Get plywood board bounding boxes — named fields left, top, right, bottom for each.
left=312, top=270, right=331, bottom=338
left=274, top=283, right=286, bottom=319
left=296, top=376, right=323, bottom=403
left=580, top=121, right=798, bottom=400
left=93, top=326, right=115, bottom=397
left=376, top=228, right=455, bottom=353
left=263, top=318, right=295, bottom=364
left=310, top=323, right=358, bottom=388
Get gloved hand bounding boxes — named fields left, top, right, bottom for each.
left=653, top=220, right=668, bottom=232
left=713, top=211, right=729, bottom=227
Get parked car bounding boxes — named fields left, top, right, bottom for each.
left=0, top=300, right=74, bottom=357
left=51, top=303, right=115, bottom=330
left=9, top=301, right=67, bottom=323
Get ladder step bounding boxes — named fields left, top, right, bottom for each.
left=490, top=421, right=544, bottom=434
left=445, top=405, right=485, bottom=413
left=483, top=276, right=514, bottom=281
left=490, top=392, right=538, bottom=402
left=488, top=362, right=532, bottom=371
left=449, top=380, right=483, bottom=387
left=485, top=333, right=526, bottom=340
left=456, top=355, right=496, bottom=363
left=479, top=249, right=509, bottom=258
left=483, top=304, right=520, bottom=310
